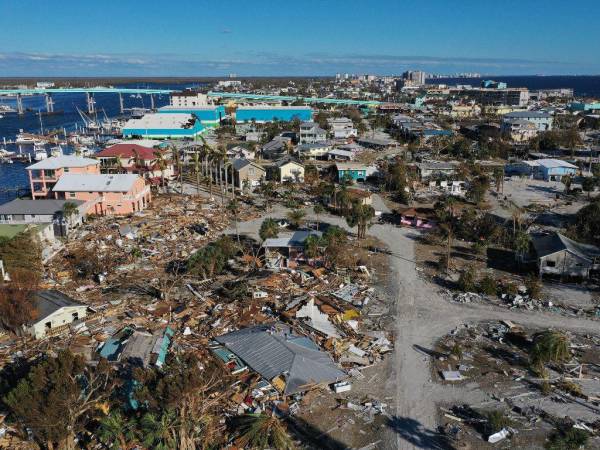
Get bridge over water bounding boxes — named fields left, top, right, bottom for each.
left=0, top=87, right=381, bottom=115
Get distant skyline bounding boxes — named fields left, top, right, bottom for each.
left=1, top=0, right=599, bottom=77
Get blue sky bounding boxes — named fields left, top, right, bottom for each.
left=1, top=0, right=599, bottom=76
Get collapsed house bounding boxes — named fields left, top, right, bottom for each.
left=99, top=326, right=174, bottom=368
left=262, top=230, right=322, bottom=268
left=211, top=323, right=347, bottom=395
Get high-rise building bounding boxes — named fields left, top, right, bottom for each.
left=402, top=70, right=426, bottom=86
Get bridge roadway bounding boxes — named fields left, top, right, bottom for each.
left=0, top=88, right=381, bottom=106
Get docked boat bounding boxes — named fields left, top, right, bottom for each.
left=33, top=143, right=48, bottom=161
left=0, top=105, right=16, bottom=113
left=74, top=145, right=94, bottom=157
left=15, top=131, right=38, bottom=145
left=0, top=149, right=16, bottom=158
left=50, top=145, right=64, bottom=157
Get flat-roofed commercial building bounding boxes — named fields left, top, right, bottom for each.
left=235, top=106, right=312, bottom=123
left=122, top=113, right=204, bottom=139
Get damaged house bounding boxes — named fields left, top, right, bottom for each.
left=99, top=326, right=174, bottom=368
left=25, top=290, right=91, bottom=339
left=212, top=324, right=346, bottom=395
left=262, top=230, right=322, bottom=268
left=530, top=232, right=600, bottom=279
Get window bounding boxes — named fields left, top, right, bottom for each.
left=69, top=192, right=76, bottom=198
left=546, top=260, right=556, bottom=267
left=64, top=167, right=70, bottom=173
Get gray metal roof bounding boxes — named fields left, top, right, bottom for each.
left=231, top=158, right=264, bottom=172
left=0, top=199, right=85, bottom=216
left=53, top=174, right=140, bottom=192
left=26, top=155, right=99, bottom=170
left=532, top=233, right=600, bottom=261
left=263, top=230, right=322, bottom=249
left=32, top=290, right=86, bottom=322
left=215, top=324, right=346, bottom=394
left=504, top=111, right=552, bottom=119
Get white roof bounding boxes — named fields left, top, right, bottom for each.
left=536, top=158, right=578, bottom=169
left=26, top=155, right=99, bottom=170
left=53, top=174, right=140, bottom=192
left=123, top=113, right=196, bottom=130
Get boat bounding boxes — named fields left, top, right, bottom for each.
left=50, top=145, right=64, bottom=157
left=15, top=131, right=38, bottom=145
left=0, top=105, right=16, bottom=113
left=0, top=114, right=4, bottom=119
left=0, top=149, right=16, bottom=158
left=33, top=143, right=47, bottom=161
left=75, top=146, right=94, bottom=157
left=0, top=157, right=13, bottom=164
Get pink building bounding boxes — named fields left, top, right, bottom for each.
left=94, top=144, right=174, bottom=180
left=26, top=156, right=100, bottom=199
left=52, top=174, right=151, bottom=216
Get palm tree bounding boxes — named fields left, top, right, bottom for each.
left=345, top=202, right=375, bottom=239
left=259, top=218, right=279, bottom=241
left=114, top=155, right=124, bottom=174
left=287, top=209, right=306, bottom=229
left=227, top=199, right=241, bottom=244
left=530, top=330, right=570, bottom=373
left=561, top=174, right=572, bottom=194
left=304, top=234, right=321, bottom=260
left=170, top=145, right=183, bottom=193
left=62, top=201, right=78, bottom=239
left=140, top=411, right=178, bottom=450
left=313, top=204, right=325, bottom=231
left=97, top=411, right=135, bottom=449
left=493, top=167, right=504, bottom=194
left=153, top=150, right=168, bottom=194
left=192, top=149, right=202, bottom=196
left=437, top=197, right=457, bottom=272
left=260, top=181, right=276, bottom=211
left=131, top=149, right=146, bottom=179
left=233, top=414, right=295, bottom=450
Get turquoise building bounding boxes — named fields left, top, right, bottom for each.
left=569, top=102, right=600, bottom=112
left=236, top=106, right=313, bottom=123
left=157, top=105, right=225, bottom=127
left=122, top=113, right=204, bottom=139
left=336, top=163, right=368, bottom=182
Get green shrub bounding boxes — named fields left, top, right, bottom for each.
left=546, top=425, right=589, bottom=450
left=458, top=266, right=476, bottom=292
left=485, top=410, right=511, bottom=435
left=478, top=275, right=497, bottom=295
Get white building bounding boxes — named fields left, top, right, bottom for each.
left=299, top=121, right=327, bottom=144
left=25, top=290, right=90, bottom=339
left=169, top=92, right=210, bottom=107
left=297, top=143, right=331, bottom=159
left=327, top=117, right=357, bottom=139
left=502, top=111, right=553, bottom=131
left=217, top=80, right=242, bottom=88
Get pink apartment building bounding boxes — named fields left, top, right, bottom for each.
left=95, top=144, right=175, bottom=180
left=26, top=156, right=100, bottom=199
left=52, top=173, right=151, bottom=216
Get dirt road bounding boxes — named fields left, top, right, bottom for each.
left=229, top=198, right=600, bottom=450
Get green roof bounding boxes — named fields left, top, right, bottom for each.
left=0, top=224, right=30, bottom=239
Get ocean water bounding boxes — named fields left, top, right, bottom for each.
left=429, top=75, right=600, bottom=97
left=0, top=82, right=194, bottom=204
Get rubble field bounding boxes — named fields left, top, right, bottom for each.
left=431, top=320, right=600, bottom=448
